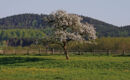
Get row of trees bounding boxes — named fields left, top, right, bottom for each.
left=0, top=29, right=45, bottom=41
left=45, top=37, right=130, bottom=51
left=1, top=37, right=130, bottom=52
left=96, top=37, right=130, bottom=50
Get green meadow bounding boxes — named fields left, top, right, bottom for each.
left=0, top=55, right=130, bottom=80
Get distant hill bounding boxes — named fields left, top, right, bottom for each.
left=0, top=14, right=47, bottom=29
left=81, top=16, right=119, bottom=37
left=118, top=25, right=130, bottom=37
left=0, top=13, right=129, bottom=37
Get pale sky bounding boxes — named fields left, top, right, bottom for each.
left=0, top=0, right=130, bottom=26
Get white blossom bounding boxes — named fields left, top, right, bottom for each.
left=48, top=10, right=97, bottom=42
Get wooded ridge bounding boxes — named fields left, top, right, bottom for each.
left=0, top=13, right=130, bottom=37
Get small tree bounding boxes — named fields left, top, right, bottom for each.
left=47, top=10, right=97, bottom=59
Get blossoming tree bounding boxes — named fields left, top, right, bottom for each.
left=47, top=10, right=97, bottom=60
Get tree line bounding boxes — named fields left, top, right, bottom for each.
left=0, top=30, right=130, bottom=51
left=0, top=29, right=45, bottom=47
left=47, top=37, right=130, bottom=52
left=1, top=36, right=130, bottom=52
left=0, top=29, right=45, bottom=40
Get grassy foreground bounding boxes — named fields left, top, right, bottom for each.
left=0, top=55, right=130, bottom=80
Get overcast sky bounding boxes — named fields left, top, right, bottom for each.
left=0, top=0, right=130, bottom=26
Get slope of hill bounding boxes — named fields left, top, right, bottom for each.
left=0, top=14, right=47, bottom=29
left=0, top=13, right=129, bottom=37
left=81, top=16, right=119, bottom=37
left=118, top=25, right=130, bottom=37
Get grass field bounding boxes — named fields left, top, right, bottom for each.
left=0, top=54, right=130, bottom=80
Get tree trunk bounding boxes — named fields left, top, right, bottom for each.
left=107, top=50, right=110, bottom=56
left=52, top=48, right=54, bottom=55
left=46, top=46, right=48, bottom=54
left=122, top=50, right=125, bottom=56
left=27, top=49, right=29, bottom=55
left=63, top=41, right=69, bottom=60
left=39, top=48, right=41, bottom=55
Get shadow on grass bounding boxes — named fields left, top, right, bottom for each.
left=0, top=56, right=54, bottom=65
left=113, top=55, right=130, bottom=57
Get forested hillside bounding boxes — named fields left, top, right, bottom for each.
left=0, top=13, right=130, bottom=37
left=118, top=25, right=130, bottom=37
left=0, top=14, right=47, bottom=29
